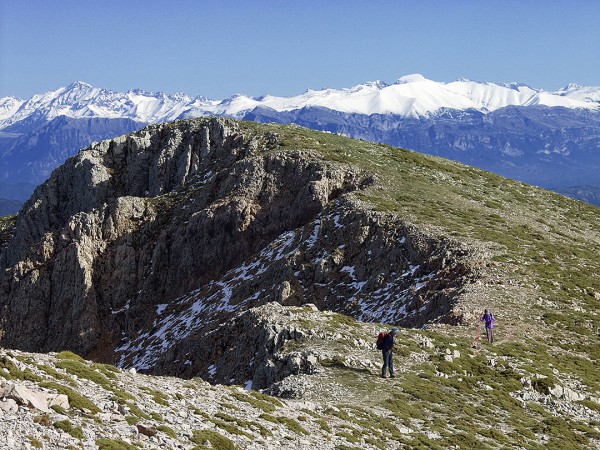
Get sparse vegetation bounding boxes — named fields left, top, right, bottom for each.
left=53, top=419, right=85, bottom=439
left=56, top=351, right=85, bottom=361
left=157, top=424, right=177, bottom=439
left=191, top=429, right=236, bottom=450
left=140, top=386, right=170, bottom=406
left=27, top=435, right=43, bottom=449
left=228, top=389, right=282, bottom=413
left=213, top=411, right=271, bottom=437
left=0, top=215, right=16, bottom=248
left=96, top=438, right=138, bottom=450
left=51, top=404, right=67, bottom=415
left=34, top=414, right=53, bottom=427
left=55, top=359, right=112, bottom=388
left=39, top=381, right=101, bottom=414
left=0, top=355, right=43, bottom=382
left=259, top=413, right=309, bottom=435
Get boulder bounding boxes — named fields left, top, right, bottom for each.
left=563, top=387, right=585, bottom=402
left=48, top=393, right=70, bottom=410
left=3, top=384, right=50, bottom=412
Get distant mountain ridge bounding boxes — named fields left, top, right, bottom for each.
left=2, top=75, right=598, bottom=127
left=1, top=76, right=599, bottom=204
left=555, top=185, right=600, bottom=207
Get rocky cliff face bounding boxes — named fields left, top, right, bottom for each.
left=0, top=117, right=479, bottom=378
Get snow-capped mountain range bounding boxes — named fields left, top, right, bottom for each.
left=1, top=74, right=598, bottom=129
left=1, top=75, right=600, bottom=212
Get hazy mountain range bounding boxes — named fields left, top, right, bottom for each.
left=1, top=75, right=599, bottom=212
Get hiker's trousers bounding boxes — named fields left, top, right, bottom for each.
left=382, top=350, right=394, bottom=376
left=485, top=327, right=494, bottom=343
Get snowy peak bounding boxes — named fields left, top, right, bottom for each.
left=65, top=80, right=94, bottom=92
left=556, top=83, right=600, bottom=103
left=395, top=73, right=428, bottom=84
left=0, top=82, right=215, bottom=129
left=0, top=96, right=25, bottom=121
left=1, top=76, right=598, bottom=129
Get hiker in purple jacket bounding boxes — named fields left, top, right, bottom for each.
left=480, top=309, right=495, bottom=343
left=381, top=327, right=400, bottom=378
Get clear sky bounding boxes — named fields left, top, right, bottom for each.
left=1, top=0, right=599, bottom=99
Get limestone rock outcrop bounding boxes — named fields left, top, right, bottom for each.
left=0, top=117, right=479, bottom=378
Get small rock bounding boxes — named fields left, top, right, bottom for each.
left=98, top=412, right=112, bottom=422
left=128, top=367, right=137, bottom=374
left=563, top=387, right=585, bottom=402
left=48, top=394, right=70, bottom=410
left=0, top=398, right=18, bottom=413
left=549, top=385, right=563, bottom=398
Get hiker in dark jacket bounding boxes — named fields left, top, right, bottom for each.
left=381, top=327, right=400, bottom=378
left=480, top=309, right=495, bottom=343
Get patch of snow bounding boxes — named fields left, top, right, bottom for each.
left=341, top=266, right=357, bottom=280
left=111, top=300, right=131, bottom=315
left=332, top=213, right=343, bottom=228
left=305, top=218, right=321, bottom=249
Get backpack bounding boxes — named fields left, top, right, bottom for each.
left=376, top=332, right=386, bottom=350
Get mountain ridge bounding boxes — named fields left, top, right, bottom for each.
left=1, top=75, right=598, bottom=128
left=1, top=77, right=599, bottom=207
left=0, top=118, right=599, bottom=448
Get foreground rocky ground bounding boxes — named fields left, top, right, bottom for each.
left=1, top=303, right=599, bottom=450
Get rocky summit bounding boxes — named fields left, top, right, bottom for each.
left=0, top=117, right=599, bottom=449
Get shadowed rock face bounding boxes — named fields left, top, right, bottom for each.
left=0, top=117, right=477, bottom=375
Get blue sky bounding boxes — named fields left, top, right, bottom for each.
left=1, top=0, right=599, bottom=99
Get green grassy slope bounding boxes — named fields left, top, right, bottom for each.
left=236, top=121, right=600, bottom=448
left=239, top=120, right=600, bottom=324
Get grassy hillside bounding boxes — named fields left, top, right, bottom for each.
left=240, top=120, right=600, bottom=321
left=235, top=121, right=600, bottom=448
left=1, top=118, right=599, bottom=448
